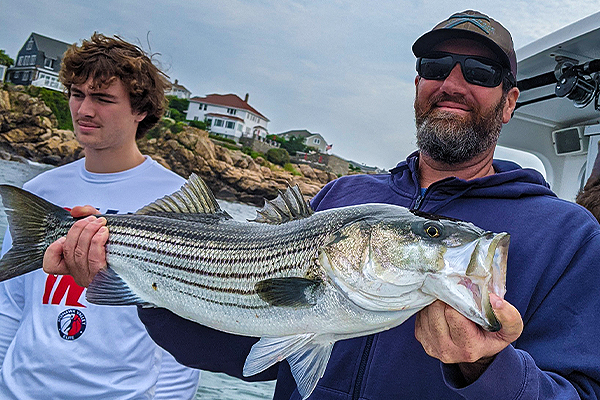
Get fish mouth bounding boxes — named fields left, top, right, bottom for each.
left=471, top=232, right=510, bottom=331
left=422, top=232, right=510, bottom=332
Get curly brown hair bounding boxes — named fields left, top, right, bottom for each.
left=60, top=33, right=170, bottom=139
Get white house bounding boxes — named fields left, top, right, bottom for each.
left=186, top=93, right=269, bottom=141
left=166, top=79, right=191, bottom=99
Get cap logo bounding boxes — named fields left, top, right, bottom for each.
left=442, top=13, right=494, bottom=35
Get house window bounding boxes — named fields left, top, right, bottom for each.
left=198, top=103, right=203, bottom=110
left=26, top=38, right=33, bottom=50
left=227, top=108, right=237, bottom=115
left=30, top=55, right=36, bottom=65
left=226, top=121, right=235, bottom=129
left=13, top=72, right=20, bottom=80
left=204, top=104, right=207, bottom=110
left=237, top=124, right=243, bottom=131
left=44, top=58, right=54, bottom=69
left=24, top=55, right=30, bottom=65
left=22, top=71, right=29, bottom=81
left=206, top=119, right=212, bottom=127
left=214, top=119, right=224, bottom=127
left=313, top=138, right=321, bottom=145
left=194, top=116, right=199, bottom=121
left=17, top=56, right=23, bottom=66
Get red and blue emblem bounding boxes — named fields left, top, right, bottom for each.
left=57, top=309, right=87, bottom=340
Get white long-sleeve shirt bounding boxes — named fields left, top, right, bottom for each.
left=0, top=157, right=200, bottom=399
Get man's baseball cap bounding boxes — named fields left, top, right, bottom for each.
left=412, top=10, right=517, bottom=82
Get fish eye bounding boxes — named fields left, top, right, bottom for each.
left=423, top=222, right=442, bottom=238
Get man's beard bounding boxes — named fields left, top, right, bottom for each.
left=414, top=89, right=506, bottom=165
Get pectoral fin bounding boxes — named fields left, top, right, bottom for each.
left=243, top=334, right=334, bottom=400
left=86, top=268, right=155, bottom=307
left=255, top=277, right=324, bottom=307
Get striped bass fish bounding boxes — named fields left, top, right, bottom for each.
left=0, top=174, right=509, bottom=399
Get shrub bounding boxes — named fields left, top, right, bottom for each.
left=242, top=147, right=263, bottom=159
left=209, top=133, right=237, bottom=145
left=189, top=120, right=207, bottom=130
left=170, top=121, right=186, bottom=134
left=27, top=87, right=73, bottom=130
left=283, top=163, right=302, bottom=176
left=266, top=148, right=290, bottom=166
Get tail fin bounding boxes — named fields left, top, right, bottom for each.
left=0, top=185, right=72, bottom=282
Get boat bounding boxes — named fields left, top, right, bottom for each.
left=500, top=11, right=600, bottom=201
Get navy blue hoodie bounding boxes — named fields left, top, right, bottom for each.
left=139, top=153, right=600, bottom=399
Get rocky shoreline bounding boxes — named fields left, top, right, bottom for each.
left=0, top=86, right=337, bottom=205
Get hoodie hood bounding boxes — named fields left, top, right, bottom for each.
left=390, top=152, right=555, bottom=201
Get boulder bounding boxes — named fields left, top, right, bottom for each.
left=0, top=87, right=338, bottom=204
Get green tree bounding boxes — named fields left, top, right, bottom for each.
left=165, top=95, right=190, bottom=122
left=169, top=108, right=183, bottom=122
left=0, top=50, right=13, bottom=67
left=266, top=134, right=308, bottom=155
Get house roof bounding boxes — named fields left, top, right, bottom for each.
left=170, top=79, right=191, bottom=93
left=29, top=33, right=72, bottom=60
left=205, top=113, right=244, bottom=123
left=277, top=129, right=313, bottom=138
left=190, top=93, right=269, bottom=121
left=277, top=130, right=328, bottom=144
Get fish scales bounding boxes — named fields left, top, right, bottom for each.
left=0, top=174, right=510, bottom=400
left=102, top=209, right=355, bottom=322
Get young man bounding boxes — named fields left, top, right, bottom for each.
left=44, top=12, right=600, bottom=399
left=0, top=33, right=200, bottom=399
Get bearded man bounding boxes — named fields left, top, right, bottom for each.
left=44, top=10, right=600, bottom=400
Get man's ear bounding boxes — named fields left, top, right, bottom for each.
left=502, top=87, right=519, bottom=124
left=134, top=112, right=148, bottom=123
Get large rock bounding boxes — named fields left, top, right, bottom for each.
left=0, top=91, right=10, bottom=111
left=0, top=87, right=337, bottom=205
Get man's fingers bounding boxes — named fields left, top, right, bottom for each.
left=62, top=216, right=91, bottom=269
left=422, top=300, right=450, bottom=336
left=414, top=297, right=524, bottom=366
left=415, top=301, right=453, bottom=361
left=87, top=225, right=109, bottom=276
left=43, top=237, right=68, bottom=275
left=61, top=216, right=107, bottom=287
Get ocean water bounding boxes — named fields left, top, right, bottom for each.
left=0, top=158, right=276, bottom=400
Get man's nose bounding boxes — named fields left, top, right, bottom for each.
left=439, top=64, right=468, bottom=92
left=77, top=96, right=95, bottom=117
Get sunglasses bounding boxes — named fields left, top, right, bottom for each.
left=416, top=52, right=513, bottom=88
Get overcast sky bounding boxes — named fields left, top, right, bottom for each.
left=1, top=1, right=598, bottom=171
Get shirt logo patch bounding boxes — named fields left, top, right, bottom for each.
left=57, top=309, right=87, bottom=340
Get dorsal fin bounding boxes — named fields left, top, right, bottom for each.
left=136, top=173, right=230, bottom=219
left=250, top=185, right=313, bottom=225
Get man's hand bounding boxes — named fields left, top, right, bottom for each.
left=414, top=294, right=523, bottom=384
left=43, top=205, right=109, bottom=287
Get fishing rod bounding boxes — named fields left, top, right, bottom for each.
left=515, top=58, right=600, bottom=110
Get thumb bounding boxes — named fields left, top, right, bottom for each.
left=70, top=205, right=100, bottom=218
left=490, top=293, right=523, bottom=342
